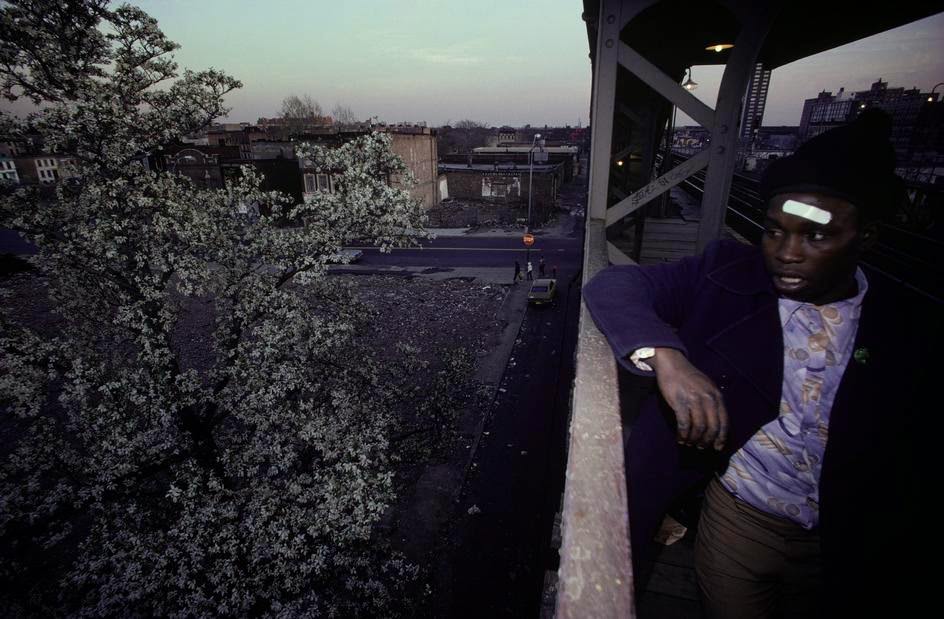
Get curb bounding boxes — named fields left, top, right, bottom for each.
left=453, top=282, right=530, bottom=502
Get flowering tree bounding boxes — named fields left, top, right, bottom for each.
left=0, top=1, right=440, bottom=615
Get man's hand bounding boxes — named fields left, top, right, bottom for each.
left=649, top=348, right=728, bottom=451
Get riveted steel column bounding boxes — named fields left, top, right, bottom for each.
left=696, top=3, right=779, bottom=251
left=585, top=1, right=623, bottom=221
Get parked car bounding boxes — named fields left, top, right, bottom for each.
left=528, top=278, right=557, bottom=305
left=327, top=248, right=364, bottom=264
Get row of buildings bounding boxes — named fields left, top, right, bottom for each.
left=162, top=124, right=441, bottom=210
left=1, top=121, right=587, bottom=227
left=799, top=79, right=942, bottom=171
left=0, top=140, right=79, bottom=186
left=672, top=75, right=942, bottom=182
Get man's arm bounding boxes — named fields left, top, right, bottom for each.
left=582, top=244, right=728, bottom=450
left=582, top=248, right=709, bottom=370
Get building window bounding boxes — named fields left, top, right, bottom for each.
left=317, top=173, right=330, bottom=192
left=304, top=173, right=317, bottom=193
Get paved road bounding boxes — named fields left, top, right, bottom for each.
left=345, top=235, right=579, bottom=273
left=0, top=229, right=37, bottom=255
left=336, top=223, right=582, bottom=271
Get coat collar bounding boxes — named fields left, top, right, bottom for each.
left=706, top=246, right=775, bottom=296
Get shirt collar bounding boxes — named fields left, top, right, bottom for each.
left=779, top=267, right=869, bottom=327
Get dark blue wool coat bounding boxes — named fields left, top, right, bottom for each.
left=583, top=240, right=934, bottom=613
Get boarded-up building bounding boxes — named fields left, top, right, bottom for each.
left=438, top=161, right=564, bottom=223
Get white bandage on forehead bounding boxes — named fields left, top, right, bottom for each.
left=783, top=200, right=833, bottom=225
left=782, top=199, right=832, bottom=224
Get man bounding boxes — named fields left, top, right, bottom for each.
left=514, top=260, right=522, bottom=283
left=583, top=111, right=935, bottom=617
left=526, top=259, right=534, bottom=281
left=539, top=256, right=546, bottom=277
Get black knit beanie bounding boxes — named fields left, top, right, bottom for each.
left=760, top=109, right=904, bottom=222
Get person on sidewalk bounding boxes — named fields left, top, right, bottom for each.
left=582, top=110, right=933, bottom=618
left=513, top=260, right=522, bottom=283
left=526, top=260, right=533, bottom=281
left=539, top=256, right=546, bottom=277
left=552, top=264, right=558, bottom=279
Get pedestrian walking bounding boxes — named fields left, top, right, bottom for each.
left=513, top=260, right=522, bottom=283
left=552, top=264, right=558, bottom=279
left=526, top=260, right=533, bottom=281
left=539, top=257, right=546, bottom=277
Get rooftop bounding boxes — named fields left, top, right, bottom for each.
left=438, top=163, right=563, bottom=173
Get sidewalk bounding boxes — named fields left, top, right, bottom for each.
left=328, top=264, right=520, bottom=285
left=428, top=210, right=581, bottom=240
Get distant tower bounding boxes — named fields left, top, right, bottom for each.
left=740, top=63, right=771, bottom=142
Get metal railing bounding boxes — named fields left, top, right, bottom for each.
left=555, top=220, right=636, bottom=618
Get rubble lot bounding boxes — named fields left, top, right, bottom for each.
left=344, top=274, right=518, bottom=578
left=2, top=266, right=509, bottom=453
left=344, top=273, right=510, bottom=482
left=2, top=268, right=510, bottom=470
left=348, top=273, right=507, bottom=372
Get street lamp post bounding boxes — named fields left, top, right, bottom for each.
left=927, top=83, right=944, bottom=103
left=527, top=133, right=542, bottom=264
left=527, top=133, right=543, bottom=233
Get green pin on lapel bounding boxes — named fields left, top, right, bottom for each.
left=854, top=347, right=870, bottom=365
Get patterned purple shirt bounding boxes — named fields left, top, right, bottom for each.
left=720, top=268, right=868, bottom=529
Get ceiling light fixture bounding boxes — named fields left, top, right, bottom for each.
left=706, top=43, right=734, bottom=53
left=682, top=68, right=698, bottom=91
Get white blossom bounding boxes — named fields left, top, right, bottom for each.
left=0, top=2, right=437, bottom=615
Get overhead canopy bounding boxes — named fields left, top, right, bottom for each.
left=584, top=0, right=941, bottom=77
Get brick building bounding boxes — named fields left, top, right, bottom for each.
left=468, top=145, right=581, bottom=180
left=799, top=79, right=940, bottom=163
left=164, top=147, right=233, bottom=189
left=437, top=161, right=564, bottom=224
left=206, top=123, right=267, bottom=146
left=0, top=158, right=19, bottom=184
left=387, top=126, right=439, bottom=208
left=298, top=125, right=439, bottom=209
left=161, top=144, right=303, bottom=206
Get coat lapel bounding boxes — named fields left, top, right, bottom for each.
left=706, top=302, right=783, bottom=406
left=704, top=249, right=783, bottom=408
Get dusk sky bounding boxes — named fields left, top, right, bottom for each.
left=678, top=9, right=944, bottom=126
left=3, top=2, right=943, bottom=128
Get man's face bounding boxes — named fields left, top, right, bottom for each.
left=761, top=192, right=871, bottom=305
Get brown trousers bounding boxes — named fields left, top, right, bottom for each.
left=695, top=478, right=824, bottom=619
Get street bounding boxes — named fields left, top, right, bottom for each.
left=342, top=235, right=578, bottom=271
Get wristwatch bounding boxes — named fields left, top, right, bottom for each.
left=629, top=347, right=656, bottom=372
